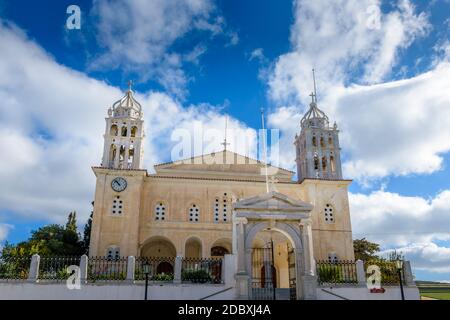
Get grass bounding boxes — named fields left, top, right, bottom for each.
left=417, top=281, right=450, bottom=300
left=420, top=292, right=450, bottom=300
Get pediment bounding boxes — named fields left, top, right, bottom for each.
left=153, top=150, right=294, bottom=181
left=233, top=191, right=313, bottom=213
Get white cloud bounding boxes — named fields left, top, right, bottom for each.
left=335, top=62, right=450, bottom=181
left=349, top=189, right=450, bottom=274
left=90, top=0, right=228, bottom=98
left=269, top=0, right=430, bottom=103
left=350, top=188, right=450, bottom=274
left=249, top=48, right=266, bottom=63
left=0, top=224, right=12, bottom=243
left=382, top=243, right=450, bottom=273
left=349, top=189, right=450, bottom=246
left=0, top=21, right=255, bottom=228
left=265, top=0, right=450, bottom=183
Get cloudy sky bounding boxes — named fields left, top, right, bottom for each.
left=0, top=0, right=449, bottom=282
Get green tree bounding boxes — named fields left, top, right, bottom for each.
left=65, top=211, right=77, bottom=233
left=1, top=212, right=84, bottom=258
left=353, top=238, right=380, bottom=261
left=82, top=202, right=94, bottom=254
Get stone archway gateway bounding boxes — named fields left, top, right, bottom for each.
left=232, top=191, right=318, bottom=300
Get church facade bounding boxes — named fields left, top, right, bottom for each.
left=89, top=85, right=355, bottom=296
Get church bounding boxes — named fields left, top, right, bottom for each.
left=89, top=82, right=355, bottom=299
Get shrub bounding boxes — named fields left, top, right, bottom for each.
left=182, top=269, right=212, bottom=283
left=317, top=264, right=344, bottom=284
left=151, top=273, right=174, bottom=281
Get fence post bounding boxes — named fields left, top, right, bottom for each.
left=356, top=259, right=366, bottom=286
left=174, top=256, right=182, bottom=284
left=403, top=261, right=414, bottom=286
left=79, top=255, right=88, bottom=284
left=127, top=256, right=136, bottom=282
left=28, top=254, right=40, bottom=282
left=222, top=254, right=236, bottom=285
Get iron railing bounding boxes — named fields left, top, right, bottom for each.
left=87, top=256, right=128, bottom=282
left=365, top=260, right=405, bottom=286
left=316, top=260, right=358, bottom=285
left=135, top=256, right=175, bottom=282
left=38, top=256, right=81, bottom=282
left=0, top=256, right=31, bottom=281
left=181, top=258, right=223, bottom=284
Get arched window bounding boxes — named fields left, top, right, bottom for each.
left=188, top=204, right=199, bottom=222
left=314, top=154, right=319, bottom=171
left=107, top=246, right=120, bottom=260
left=330, top=155, right=335, bottom=172
left=110, top=124, right=118, bottom=136
left=112, top=196, right=123, bottom=215
left=324, top=204, right=334, bottom=223
left=128, top=145, right=135, bottom=168
left=155, top=203, right=166, bottom=221
left=119, top=145, right=125, bottom=168
left=322, top=156, right=327, bottom=171
left=312, top=136, right=317, bottom=147
left=109, top=144, right=117, bottom=167
left=213, top=193, right=231, bottom=223
left=214, top=198, right=220, bottom=222
left=121, top=126, right=128, bottom=137
left=328, top=136, right=333, bottom=145
left=223, top=195, right=228, bottom=222
left=130, top=126, right=138, bottom=137
left=320, top=137, right=325, bottom=147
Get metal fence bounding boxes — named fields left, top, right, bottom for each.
left=38, top=256, right=81, bottom=282
left=365, top=260, right=405, bottom=286
left=87, top=256, right=128, bottom=282
left=316, top=260, right=358, bottom=285
left=0, top=256, right=31, bottom=281
left=181, top=258, right=222, bottom=284
left=135, top=256, right=175, bottom=282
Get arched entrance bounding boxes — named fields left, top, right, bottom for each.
left=185, top=237, right=202, bottom=258
left=233, top=191, right=317, bottom=300
left=140, top=236, right=177, bottom=278
left=251, top=228, right=296, bottom=300
left=140, top=236, right=177, bottom=257
left=210, top=238, right=232, bottom=258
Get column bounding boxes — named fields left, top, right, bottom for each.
left=300, top=219, right=317, bottom=300
left=174, top=256, right=182, bottom=284
left=234, top=217, right=249, bottom=299
left=235, top=217, right=248, bottom=273
left=301, top=220, right=314, bottom=276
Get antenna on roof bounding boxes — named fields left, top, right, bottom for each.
left=261, top=108, right=269, bottom=193
left=221, top=115, right=230, bottom=151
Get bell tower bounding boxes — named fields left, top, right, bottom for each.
left=294, top=71, right=342, bottom=181
left=101, top=81, right=145, bottom=170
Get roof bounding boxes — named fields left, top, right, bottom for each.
left=109, top=87, right=143, bottom=119
left=153, top=149, right=295, bottom=181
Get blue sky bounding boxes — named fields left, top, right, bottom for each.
left=0, top=0, right=450, bottom=282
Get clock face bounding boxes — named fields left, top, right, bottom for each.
left=111, top=177, right=127, bottom=192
